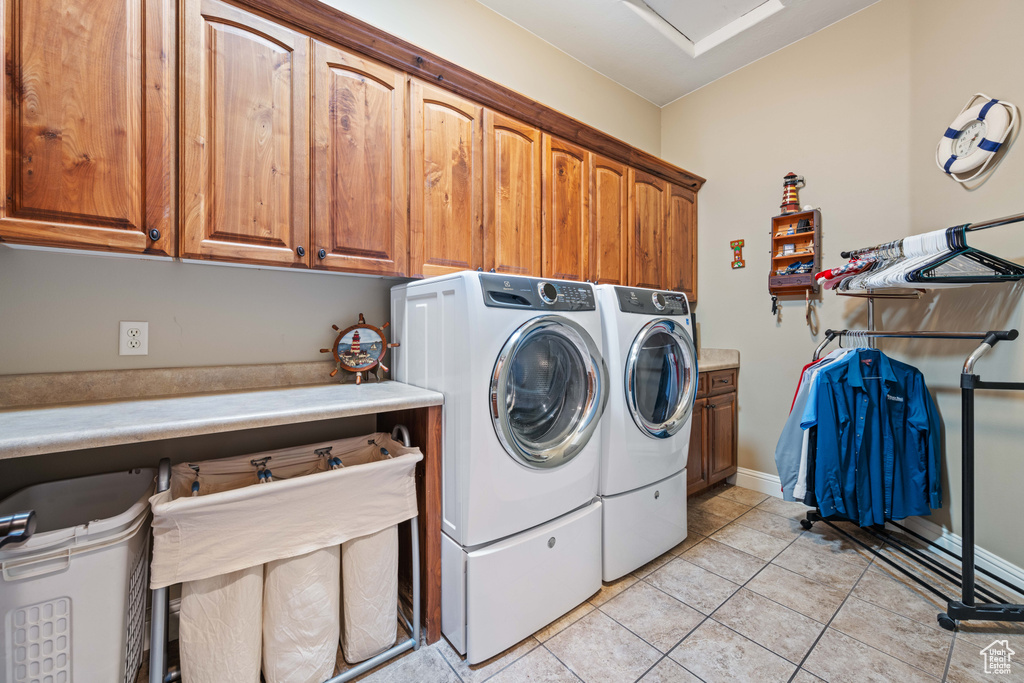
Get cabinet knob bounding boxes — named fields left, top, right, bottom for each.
left=148, top=228, right=161, bottom=241
left=318, top=248, right=327, bottom=259
left=489, top=268, right=496, bottom=273
left=477, top=267, right=483, bottom=272
left=296, top=246, right=305, bottom=257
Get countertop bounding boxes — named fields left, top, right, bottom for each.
left=0, top=381, right=444, bottom=461
left=698, top=348, right=740, bottom=373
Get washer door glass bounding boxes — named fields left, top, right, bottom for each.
left=491, top=316, right=608, bottom=469
left=625, top=319, right=697, bottom=439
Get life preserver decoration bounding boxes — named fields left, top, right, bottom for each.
left=935, top=93, right=1019, bottom=184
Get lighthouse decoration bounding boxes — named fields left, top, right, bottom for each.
left=320, top=313, right=399, bottom=385
left=780, top=172, right=805, bottom=215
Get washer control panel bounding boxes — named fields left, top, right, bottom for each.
left=614, top=287, right=689, bottom=315
left=481, top=274, right=596, bottom=311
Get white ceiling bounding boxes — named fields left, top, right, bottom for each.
left=476, top=0, right=879, bottom=105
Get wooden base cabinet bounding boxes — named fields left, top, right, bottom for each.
left=0, top=0, right=175, bottom=255
left=688, top=369, right=738, bottom=495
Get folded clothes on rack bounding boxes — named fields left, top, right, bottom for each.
left=774, top=346, right=942, bottom=526
left=817, top=212, right=1024, bottom=291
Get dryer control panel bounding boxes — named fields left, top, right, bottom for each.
left=614, top=287, right=689, bottom=316
left=480, top=274, right=596, bottom=311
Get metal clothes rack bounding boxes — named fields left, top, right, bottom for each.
left=801, top=328, right=1024, bottom=631
left=148, top=425, right=421, bottom=683
left=839, top=211, right=1024, bottom=259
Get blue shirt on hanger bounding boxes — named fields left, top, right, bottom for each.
left=802, top=349, right=942, bottom=526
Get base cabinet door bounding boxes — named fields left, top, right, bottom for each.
left=410, top=80, right=484, bottom=278
left=628, top=169, right=666, bottom=289
left=485, top=111, right=541, bottom=276
left=181, top=0, right=310, bottom=267
left=708, top=391, right=738, bottom=481
left=0, top=0, right=174, bottom=255
left=687, top=397, right=708, bottom=493
left=311, top=41, right=407, bottom=275
left=541, top=135, right=589, bottom=281
left=666, top=182, right=697, bottom=302
left=589, top=155, right=628, bottom=285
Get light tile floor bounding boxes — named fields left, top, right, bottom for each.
left=139, top=484, right=1024, bottom=683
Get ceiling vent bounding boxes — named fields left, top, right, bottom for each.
left=621, top=0, right=785, bottom=57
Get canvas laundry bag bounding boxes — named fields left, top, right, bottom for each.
left=179, top=565, right=264, bottom=683
left=263, top=546, right=341, bottom=683
left=150, top=433, right=421, bottom=676
left=341, top=526, right=399, bottom=663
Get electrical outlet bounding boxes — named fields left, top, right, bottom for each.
left=119, top=321, right=149, bottom=356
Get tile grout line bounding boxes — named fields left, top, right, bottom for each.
left=785, top=557, right=875, bottom=683
left=471, top=638, right=542, bottom=683
left=941, top=632, right=956, bottom=682
left=538, top=642, right=586, bottom=683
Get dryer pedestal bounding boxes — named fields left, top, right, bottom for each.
left=441, top=500, right=602, bottom=664
left=600, top=469, right=688, bottom=581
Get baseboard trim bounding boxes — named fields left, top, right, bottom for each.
left=731, top=467, right=783, bottom=498
left=730, top=467, right=1024, bottom=592
left=891, top=516, right=1024, bottom=594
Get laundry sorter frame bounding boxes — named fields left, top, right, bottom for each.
left=148, top=425, right=422, bottom=683
left=800, top=328, right=1024, bottom=631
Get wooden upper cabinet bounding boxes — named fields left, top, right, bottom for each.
left=589, top=154, right=628, bottom=285
left=628, top=169, right=667, bottom=289
left=312, top=41, right=407, bottom=276
left=0, top=0, right=174, bottom=254
left=484, top=111, right=541, bottom=276
left=181, top=0, right=309, bottom=267
left=541, top=135, right=589, bottom=281
left=410, top=80, right=484, bottom=278
left=666, top=182, right=697, bottom=301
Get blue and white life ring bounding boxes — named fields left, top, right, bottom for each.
left=935, top=93, right=1019, bottom=183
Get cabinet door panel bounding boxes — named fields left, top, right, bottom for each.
left=485, top=111, right=541, bottom=275
left=628, top=169, right=665, bottom=289
left=666, top=182, right=697, bottom=301
left=709, top=392, right=737, bottom=481
left=687, top=397, right=708, bottom=494
left=1, top=0, right=174, bottom=254
left=410, top=80, right=483, bottom=277
left=182, top=0, right=309, bottom=266
left=589, top=154, right=627, bottom=285
left=312, top=41, right=407, bottom=275
left=541, top=135, right=588, bottom=281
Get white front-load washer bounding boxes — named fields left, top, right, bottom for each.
left=392, top=272, right=609, bottom=664
left=595, top=285, right=698, bottom=581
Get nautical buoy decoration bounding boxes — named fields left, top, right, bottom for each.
left=936, top=93, right=1019, bottom=185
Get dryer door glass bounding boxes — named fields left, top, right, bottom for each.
left=625, top=319, right=696, bottom=439
left=491, top=316, right=608, bottom=469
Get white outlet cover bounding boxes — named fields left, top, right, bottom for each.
left=119, top=321, right=149, bottom=356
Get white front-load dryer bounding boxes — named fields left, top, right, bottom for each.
left=595, top=285, right=698, bottom=580
left=392, top=272, right=609, bottom=664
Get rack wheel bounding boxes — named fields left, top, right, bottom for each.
left=937, top=614, right=957, bottom=631
left=800, top=519, right=814, bottom=530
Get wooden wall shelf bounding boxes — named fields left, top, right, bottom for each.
left=768, top=209, right=821, bottom=296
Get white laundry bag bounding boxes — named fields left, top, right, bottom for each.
left=341, top=525, right=398, bottom=663
left=263, top=546, right=341, bottom=683
left=179, top=565, right=264, bottom=683
left=150, top=433, right=421, bottom=677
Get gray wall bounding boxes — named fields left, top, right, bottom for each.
left=661, top=0, right=1024, bottom=566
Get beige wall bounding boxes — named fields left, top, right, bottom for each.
left=321, top=0, right=662, bottom=154
left=662, top=0, right=1024, bottom=565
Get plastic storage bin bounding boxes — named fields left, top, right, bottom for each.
left=0, top=468, right=154, bottom=683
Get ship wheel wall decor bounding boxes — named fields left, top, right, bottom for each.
left=320, top=313, right=400, bottom=385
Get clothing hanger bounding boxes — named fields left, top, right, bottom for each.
left=910, top=224, right=1024, bottom=283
